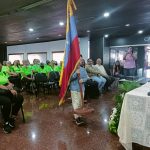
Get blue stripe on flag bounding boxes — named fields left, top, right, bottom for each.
left=70, top=15, right=77, bottom=42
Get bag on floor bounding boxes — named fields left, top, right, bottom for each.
left=84, top=79, right=99, bottom=99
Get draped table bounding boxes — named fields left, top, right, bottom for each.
left=118, top=82, right=150, bottom=150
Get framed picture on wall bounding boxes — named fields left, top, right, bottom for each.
left=27, top=52, right=47, bottom=64
left=8, top=53, right=24, bottom=64
left=52, top=51, right=64, bottom=64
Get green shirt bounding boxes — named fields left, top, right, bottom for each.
left=32, top=65, right=40, bottom=73
left=12, top=66, right=22, bottom=73
left=0, top=71, right=9, bottom=85
left=45, top=65, right=53, bottom=72
left=21, top=66, right=32, bottom=76
left=54, top=65, right=62, bottom=72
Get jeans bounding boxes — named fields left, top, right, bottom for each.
left=124, top=68, right=136, bottom=77
left=91, top=76, right=106, bottom=92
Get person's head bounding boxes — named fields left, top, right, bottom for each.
left=96, top=58, right=102, bottom=65
left=6, top=61, right=11, bottom=66
left=87, top=58, right=93, bottom=66
left=46, top=60, right=50, bottom=65
left=3, top=61, right=7, bottom=66
left=115, top=60, right=120, bottom=66
left=127, top=47, right=133, bottom=54
left=80, top=58, right=85, bottom=67
left=23, top=60, right=30, bottom=66
left=40, top=63, right=44, bottom=69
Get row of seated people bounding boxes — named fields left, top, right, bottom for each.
left=1, top=59, right=62, bottom=92
left=79, top=58, right=115, bottom=95
left=0, top=63, right=24, bottom=134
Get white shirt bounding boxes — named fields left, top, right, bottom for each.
left=95, top=64, right=108, bottom=76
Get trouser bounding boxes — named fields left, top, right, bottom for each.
left=124, top=68, right=136, bottom=76
left=71, top=91, right=84, bottom=118
left=0, top=96, right=11, bottom=122
left=6, top=91, right=24, bottom=116
left=104, top=76, right=115, bottom=90
left=91, top=76, right=106, bottom=92
left=71, top=91, right=84, bottom=110
left=22, top=75, right=32, bottom=91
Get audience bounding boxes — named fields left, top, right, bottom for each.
left=0, top=63, right=24, bottom=133
left=95, top=58, right=115, bottom=91
left=113, top=60, right=123, bottom=78
left=86, top=58, right=106, bottom=93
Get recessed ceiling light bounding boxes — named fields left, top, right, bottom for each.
left=125, top=24, right=130, bottom=27
left=29, top=28, right=34, bottom=32
left=59, top=21, right=64, bottom=26
left=58, top=34, right=62, bottom=37
left=4, top=42, right=7, bottom=44
left=104, top=34, right=109, bottom=38
left=103, top=12, right=110, bottom=18
left=19, top=40, right=22, bottom=42
left=36, top=37, right=39, bottom=39
left=86, top=30, right=90, bottom=33
left=138, top=30, right=143, bottom=34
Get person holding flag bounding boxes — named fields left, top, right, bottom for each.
left=59, top=0, right=94, bottom=125
left=70, top=59, right=88, bottom=125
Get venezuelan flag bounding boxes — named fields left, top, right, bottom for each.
left=59, top=0, right=80, bottom=105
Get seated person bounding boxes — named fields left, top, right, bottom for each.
left=21, top=60, right=33, bottom=91
left=70, top=61, right=88, bottom=125
left=95, top=58, right=115, bottom=91
left=85, top=58, right=106, bottom=93
left=0, top=63, right=24, bottom=133
left=113, top=60, right=123, bottom=78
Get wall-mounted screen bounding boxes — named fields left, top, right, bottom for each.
left=27, top=52, right=47, bottom=64
left=8, top=54, right=24, bottom=64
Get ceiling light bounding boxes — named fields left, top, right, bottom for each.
left=29, top=28, right=34, bottom=32
left=86, top=30, right=90, bottom=33
left=36, top=37, right=39, bottom=39
left=19, top=40, right=22, bottom=42
left=138, top=30, right=143, bottom=34
left=58, top=34, right=62, bottom=37
left=125, top=24, right=130, bottom=27
left=103, top=12, right=110, bottom=18
left=147, top=46, right=150, bottom=49
left=4, top=42, right=7, bottom=44
left=59, top=21, right=64, bottom=26
left=104, top=34, right=109, bottom=38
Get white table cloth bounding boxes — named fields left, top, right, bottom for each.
left=118, top=82, right=150, bottom=150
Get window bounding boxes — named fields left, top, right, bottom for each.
left=27, top=53, right=47, bottom=64
left=8, top=54, right=24, bottom=64
left=52, top=51, right=64, bottom=64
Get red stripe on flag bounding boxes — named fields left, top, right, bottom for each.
left=59, top=36, right=80, bottom=102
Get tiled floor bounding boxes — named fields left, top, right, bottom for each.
left=0, top=90, right=149, bottom=150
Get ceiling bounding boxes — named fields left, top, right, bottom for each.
left=0, top=0, right=150, bottom=45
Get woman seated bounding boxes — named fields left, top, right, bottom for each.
left=113, top=60, right=123, bottom=78
left=0, top=63, right=24, bottom=133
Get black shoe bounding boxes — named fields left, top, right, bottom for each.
left=75, top=117, right=85, bottom=126
left=3, top=122, right=12, bottom=134
left=9, top=118, right=15, bottom=129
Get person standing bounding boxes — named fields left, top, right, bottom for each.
left=70, top=61, right=88, bottom=125
left=123, top=47, right=136, bottom=76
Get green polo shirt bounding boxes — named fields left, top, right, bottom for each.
left=32, top=65, right=40, bottom=73
left=54, top=65, right=62, bottom=72
left=12, top=66, right=22, bottom=73
left=0, top=71, right=9, bottom=85
left=45, top=65, right=53, bottom=72
left=21, top=66, right=32, bottom=76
